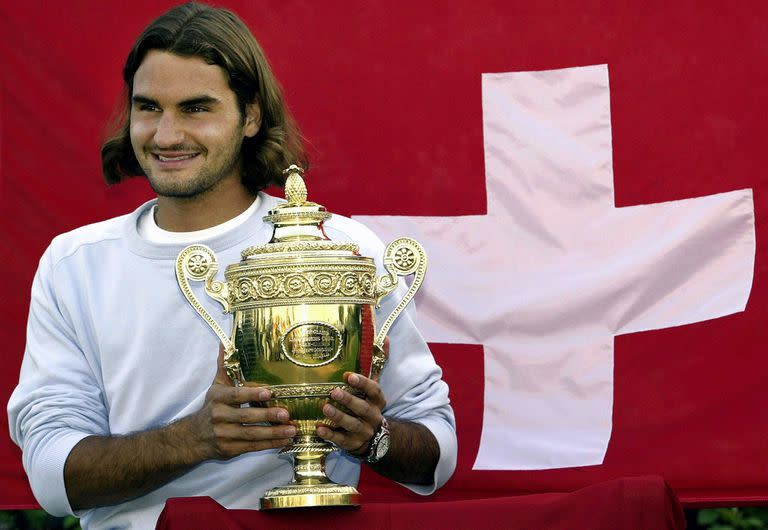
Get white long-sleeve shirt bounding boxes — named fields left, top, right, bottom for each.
left=8, top=193, right=457, bottom=529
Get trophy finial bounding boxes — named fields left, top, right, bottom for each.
left=258, top=164, right=332, bottom=245
left=283, top=165, right=307, bottom=206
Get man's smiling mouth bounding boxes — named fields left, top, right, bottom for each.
left=154, top=153, right=199, bottom=162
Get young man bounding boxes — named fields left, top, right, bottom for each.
left=7, top=3, right=456, bottom=528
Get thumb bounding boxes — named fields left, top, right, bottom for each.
left=213, top=342, right=234, bottom=386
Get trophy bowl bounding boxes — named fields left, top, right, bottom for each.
left=175, top=166, right=426, bottom=509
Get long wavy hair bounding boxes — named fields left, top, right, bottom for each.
left=101, top=2, right=305, bottom=193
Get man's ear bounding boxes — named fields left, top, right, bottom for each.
left=244, top=102, right=261, bottom=138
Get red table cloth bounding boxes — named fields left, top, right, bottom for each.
left=156, top=475, right=684, bottom=530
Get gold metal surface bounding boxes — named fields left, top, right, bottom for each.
left=226, top=259, right=377, bottom=308
left=175, top=165, right=426, bottom=509
left=260, top=484, right=361, bottom=509
left=374, top=238, right=427, bottom=349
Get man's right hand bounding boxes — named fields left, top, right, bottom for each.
left=64, top=344, right=294, bottom=510
left=189, top=345, right=296, bottom=460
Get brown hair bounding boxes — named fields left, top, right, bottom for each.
left=101, top=2, right=305, bottom=193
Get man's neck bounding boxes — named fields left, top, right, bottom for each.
left=154, top=183, right=255, bottom=232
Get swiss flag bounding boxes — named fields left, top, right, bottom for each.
left=1, top=1, right=765, bottom=508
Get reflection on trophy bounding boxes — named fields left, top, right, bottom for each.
left=175, top=165, right=426, bottom=509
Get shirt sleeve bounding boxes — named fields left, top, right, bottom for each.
left=7, top=248, right=110, bottom=516
left=377, top=283, right=458, bottom=494
left=360, top=228, right=456, bottom=494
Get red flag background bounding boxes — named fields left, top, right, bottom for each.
left=1, top=0, right=766, bottom=509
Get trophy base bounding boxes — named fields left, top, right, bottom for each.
left=260, top=483, right=361, bottom=510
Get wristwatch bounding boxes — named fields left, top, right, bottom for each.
left=364, top=417, right=391, bottom=464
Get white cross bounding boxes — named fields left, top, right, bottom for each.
left=355, top=64, right=755, bottom=470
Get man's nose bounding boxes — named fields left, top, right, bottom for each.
left=153, top=112, right=185, bottom=148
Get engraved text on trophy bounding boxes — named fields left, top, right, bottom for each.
left=281, top=322, right=343, bottom=367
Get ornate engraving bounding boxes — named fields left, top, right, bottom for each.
left=262, top=210, right=332, bottom=226
left=186, top=253, right=210, bottom=276
left=280, top=322, right=343, bottom=367
left=283, top=165, right=307, bottom=205
left=394, top=246, right=416, bottom=272
left=268, top=383, right=363, bottom=399
left=283, top=443, right=336, bottom=454
left=314, top=272, right=339, bottom=295
left=226, top=264, right=377, bottom=309
left=242, top=240, right=359, bottom=259
left=266, top=486, right=358, bottom=497
left=175, top=245, right=243, bottom=384
left=298, top=462, right=323, bottom=471
left=374, top=238, right=427, bottom=348
left=176, top=246, right=227, bottom=341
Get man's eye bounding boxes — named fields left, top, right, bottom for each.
left=186, top=106, right=208, bottom=113
left=138, top=104, right=160, bottom=112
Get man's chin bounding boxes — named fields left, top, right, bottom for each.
left=148, top=177, right=219, bottom=200
left=152, top=186, right=209, bottom=199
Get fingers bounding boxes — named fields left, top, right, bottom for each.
left=220, top=438, right=296, bottom=456
left=213, top=423, right=296, bottom=443
left=208, top=380, right=273, bottom=405
left=316, top=401, right=374, bottom=456
left=212, top=424, right=296, bottom=459
left=202, top=398, right=296, bottom=460
left=327, top=373, right=386, bottom=426
left=207, top=380, right=291, bottom=424
left=203, top=385, right=296, bottom=459
left=201, top=344, right=300, bottom=459
left=210, top=402, right=291, bottom=425
left=344, top=372, right=387, bottom=411
left=316, top=373, right=387, bottom=454
left=209, top=340, right=393, bottom=458
left=315, top=422, right=369, bottom=455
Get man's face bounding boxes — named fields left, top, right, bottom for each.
left=130, top=50, right=259, bottom=198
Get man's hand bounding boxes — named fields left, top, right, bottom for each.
left=316, top=371, right=387, bottom=456
left=64, top=344, right=295, bottom=510
left=188, top=345, right=296, bottom=460
left=316, top=338, right=389, bottom=456
left=315, top=339, right=440, bottom=485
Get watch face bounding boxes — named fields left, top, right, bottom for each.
left=376, top=434, right=391, bottom=460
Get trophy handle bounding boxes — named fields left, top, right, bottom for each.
left=175, top=244, right=243, bottom=384
left=373, top=238, right=427, bottom=374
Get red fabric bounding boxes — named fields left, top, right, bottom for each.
left=359, top=304, right=373, bottom=378
left=156, top=476, right=685, bottom=530
left=2, top=1, right=767, bottom=508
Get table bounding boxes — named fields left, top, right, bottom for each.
left=156, top=475, right=684, bottom=529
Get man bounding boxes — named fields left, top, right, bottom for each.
left=7, top=3, right=456, bottom=528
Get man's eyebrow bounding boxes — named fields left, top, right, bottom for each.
left=178, top=96, right=221, bottom=107
left=132, top=95, right=158, bottom=106
left=130, top=95, right=222, bottom=107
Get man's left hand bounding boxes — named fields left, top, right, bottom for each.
left=316, top=339, right=441, bottom=485
left=316, top=368, right=387, bottom=457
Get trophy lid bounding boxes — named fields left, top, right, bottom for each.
left=241, top=165, right=360, bottom=260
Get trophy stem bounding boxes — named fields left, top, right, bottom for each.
left=260, top=434, right=361, bottom=509
left=286, top=435, right=333, bottom=486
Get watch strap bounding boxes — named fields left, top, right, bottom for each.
left=364, top=416, right=390, bottom=464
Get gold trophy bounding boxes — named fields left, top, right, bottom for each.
left=175, top=165, right=426, bottom=509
